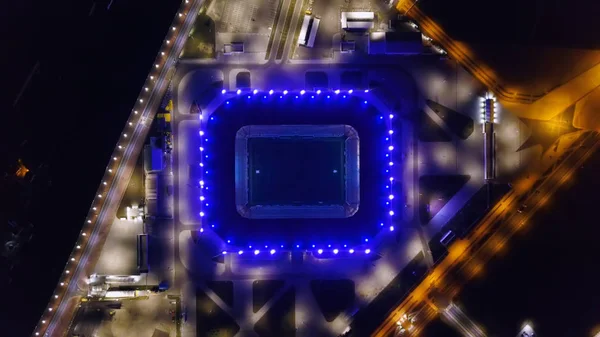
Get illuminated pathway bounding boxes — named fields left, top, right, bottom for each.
left=372, top=130, right=600, bottom=336
left=30, top=0, right=205, bottom=336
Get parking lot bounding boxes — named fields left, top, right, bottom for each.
left=293, top=0, right=395, bottom=59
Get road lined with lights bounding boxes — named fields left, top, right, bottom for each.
left=397, top=0, right=543, bottom=104
left=371, top=131, right=600, bottom=336
left=31, top=1, right=205, bottom=336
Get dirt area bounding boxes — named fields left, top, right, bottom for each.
left=208, top=0, right=280, bottom=34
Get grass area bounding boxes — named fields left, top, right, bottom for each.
left=426, top=99, right=474, bottom=140
left=196, top=288, right=240, bottom=337
left=253, top=280, right=285, bottom=313
left=275, top=0, right=298, bottom=60
left=265, top=0, right=284, bottom=59
left=254, top=287, right=295, bottom=337
left=418, top=110, right=452, bottom=142
left=207, top=281, right=234, bottom=307
left=418, top=175, right=470, bottom=225
left=310, top=280, right=354, bottom=322
left=180, top=12, right=216, bottom=59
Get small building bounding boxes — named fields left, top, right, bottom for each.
left=143, top=137, right=164, bottom=173
left=298, top=15, right=320, bottom=48
left=368, top=31, right=423, bottom=55
left=224, top=42, right=244, bottom=55
left=341, top=12, right=374, bottom=31
left=340, top=40, right=356, bottom=53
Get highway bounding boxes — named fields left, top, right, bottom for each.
left=396, top=0, right=543, bottom=104
left=30, top=0, right=205, bottom=336
left=372, top=130, right=600, bottom=336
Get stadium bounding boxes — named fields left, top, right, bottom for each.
left=194, top=89, right=401, bottom=254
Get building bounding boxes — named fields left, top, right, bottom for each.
left=368, top=31, right=423, bottom=55
left=341, top=12, right=374, bottom=31
left=224, top=42, right=244, bottom=55
left=298, top=15, right=320, bottom=48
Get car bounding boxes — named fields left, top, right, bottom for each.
left=440, top=230, right=456, bottom=246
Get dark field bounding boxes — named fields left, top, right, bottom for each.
left=248, top=137, right=345, bottom=206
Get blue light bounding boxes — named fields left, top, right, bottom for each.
left=348, top=89, right=353, bottom=94
left=311, top=95, right=314, bottom=99
left=253, top=89, right=258, bottom=94
left=365, top=249, right=371, bottom=254
left=389, top=177, right=394, bottom=181
left=221, top=89, right=226, bottom=94
left=389, top=210, right=395, bottom=216
left=249, top=245, right=252, bottom=248
left=335, top=89, right=340, bottom=94
left=263, top=95, right=267, bottom=99
left=312, top=244, right=315, bottom=248
left=388, top=130, right=394, bottom=135
left=380, top=222, right=384, bottom=226
left=343, top=95, right=347, bottom=98
left=254, top=249, right=260, bottom=255
left=283, top=90, right=288, bottom=95
left=364, top=89, right=369, bottom=93
left=390, top=226, right=395, bottom=232
left=389, top=194, right=394, bottom=200
left=389, top=162, right=394, bottom=166
left=236, top=89, right=241, bottom=95
left=226, top=101, right=230, bottom=105
left=365, top=238, right=369, bottom=242
left=300, top=90, right=306, bottom=95
left=211, top=224, right=215, bottom=228
left=333, top=249, right=339, bottom=254
left=295, top=96, right=299, bottom=99
left=269, top=90, right=274, bottom=95
left=364, top=100, right=368, bottom=104
left=327, top=95, right=330, bottom=99
left=388, top=145, right=394, bottom=151
left=238, top=250, right=244, bottom=255
left=344, top=244, right=347, bottom=247
left=280, top=244, right=284, bottom=248
left=222, top=251, right=227, bottom=255
left=199, top=131, right=204, bottom=136
left=270, top=249, right=276, bottom=255
left=227, top=240, right=231, bottom=243
left=200, top=212, right=205, bottom=217
left=389, top=114, right=394, bottom=119
left=328, top=244, right=331, bottom=248
left=317, top=249, right=323, bottom=254
left=247, top=95, right=251, bottom=99
left=296, top=244, right=300, bottom=248
left=349, top=249, right=355, bottom=254
left=379, top=116, right=383, bottom=120
left=316, top=90, right=321, bottom=94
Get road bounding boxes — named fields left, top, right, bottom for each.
left=396, top=0, right=542, bottom=104
left=30, top=0, right=205, bottom=336
left=372, top=130, right=600, bottom=336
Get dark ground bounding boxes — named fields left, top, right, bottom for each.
left=0, top=0, right=179, bottom=335
left=455, top=148, right=600, bottom=337
left=420, top=0, right=600, bottom=94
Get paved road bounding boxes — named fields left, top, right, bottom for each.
left=372, top=131, right=600, bottom=336
left=397, top=0, right=542, bottom=104
left=31, top=1, right=205, bottom=336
